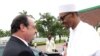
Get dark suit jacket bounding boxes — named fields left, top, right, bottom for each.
left=3, top=36, right=35, bottom=56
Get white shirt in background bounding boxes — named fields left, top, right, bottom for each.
left=46, top=38, right=55, bottom=52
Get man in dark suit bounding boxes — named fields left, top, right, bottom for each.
left=3, top=15, right=37, bottom=56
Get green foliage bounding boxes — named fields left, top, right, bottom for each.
left=19, top=10, right=27, bottom=15
left=0, top=29, right=4, bottom=37
left=0, top=29, right=11, bottom=37
left=32, top=42, right=46, bottom=46
left=19, top=10, right=34, bottom=18
left=55, top=40, right=65, bottom=44
left=36, top=13, right=57, bottom=37
left=36, top=12, right=69, bottom=42
left=31, top=40, right=65, bottom=46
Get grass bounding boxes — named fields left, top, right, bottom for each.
left=31, top=40, right=65, bottom=46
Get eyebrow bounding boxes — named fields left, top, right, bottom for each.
left=60, top=12, right=71, bottom=20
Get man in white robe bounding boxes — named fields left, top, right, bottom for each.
left=59, top=4, right=100, bottom=56
left=46, top=35, right=56, bottom=52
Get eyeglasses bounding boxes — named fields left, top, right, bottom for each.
left=59, top=12, right=72, bottom=21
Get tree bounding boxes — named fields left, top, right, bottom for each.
left=5, top=30, right=11, bottom=36
left=0, top=29, right=4, bottom=37
left=0, top=29, right=11, bottom=37
left=54, top=21, right=69, bottom=42
left=36, top=13, right=69, bottom=42
left=19, top=10, right=27, bottom=15
left=19, top=10, right=34, bottom=18
left=36, top=13, right=56, bottom=38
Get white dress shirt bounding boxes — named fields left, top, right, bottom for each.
left=67, top=21, right=100, bottom=56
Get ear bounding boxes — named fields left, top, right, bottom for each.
left=20, top=24, right=27, bottom=32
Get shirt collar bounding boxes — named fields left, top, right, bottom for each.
left=12, top=35, right=29, bottom=46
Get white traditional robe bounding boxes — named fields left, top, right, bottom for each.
left=67, top=21, right=100, bottom=56
left=46, top=38, right=55, bottom=52
left=97, top=27, right=100, bottom=36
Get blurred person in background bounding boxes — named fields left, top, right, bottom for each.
left=46, top=34, right=56, bottom=53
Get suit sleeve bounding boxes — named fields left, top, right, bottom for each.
left=19, top=51, right=35, bottom=56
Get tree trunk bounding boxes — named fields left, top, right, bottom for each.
left=54, top=37, right=56, bottom=43
left=59, top=35, right=61, bottom=43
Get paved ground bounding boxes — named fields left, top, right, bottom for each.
left=34, top=43, right=64, bottom=52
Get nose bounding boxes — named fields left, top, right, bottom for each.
left=61, top=19, right=65, bottom=25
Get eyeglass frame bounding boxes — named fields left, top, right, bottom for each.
left=59, top=12, right=73, bottom=21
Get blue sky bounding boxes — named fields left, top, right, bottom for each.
left=0, top=0, right=100, bottom=30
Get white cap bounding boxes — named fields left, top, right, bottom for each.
left=59, top=4, right=78, bottom=13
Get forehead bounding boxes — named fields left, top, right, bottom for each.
left=59, top=12, right=69, bottom=16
